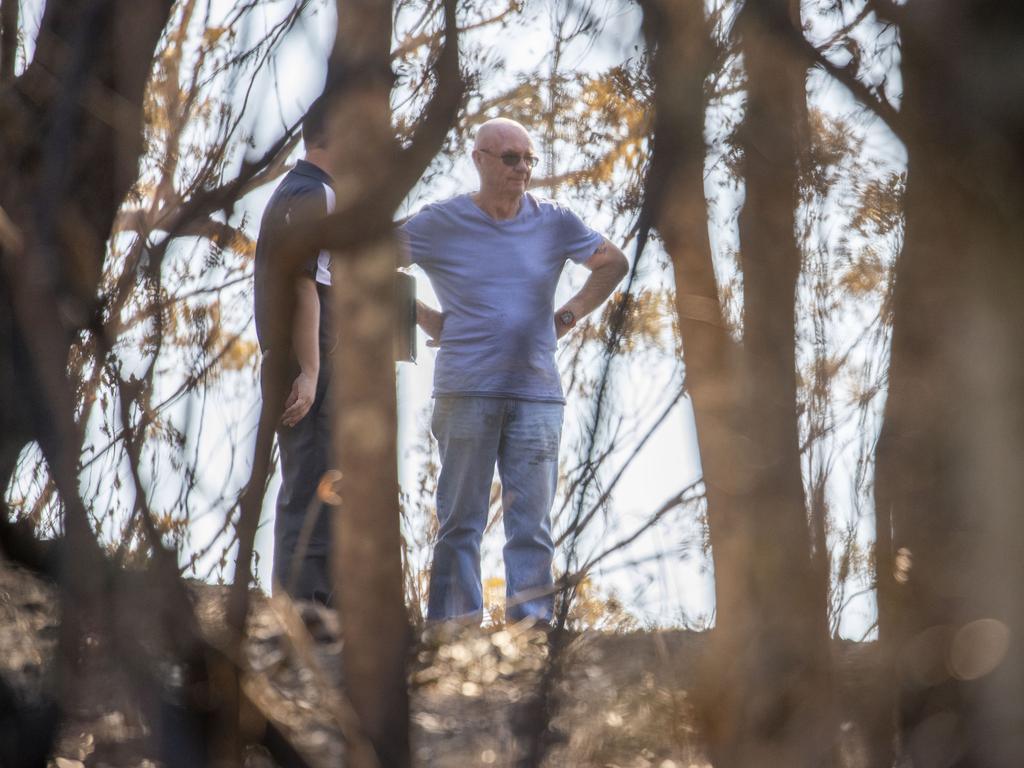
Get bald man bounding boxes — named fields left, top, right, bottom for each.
left=401, top=118, right=629, bottom=625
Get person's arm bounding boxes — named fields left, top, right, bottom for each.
left=555, top=238, right=630, bottom=339
left=399, top=210, right=444, bottom=348
left=416, top=299, right=444, bottom=348
left=281, top=276, right=319, bottom=426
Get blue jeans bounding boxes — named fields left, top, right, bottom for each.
left=428, top=396, right=563, bottom=623
left=265, top=362, right=334, bottom=606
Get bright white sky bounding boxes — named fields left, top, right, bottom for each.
left=6, top=0, right=903, bottom=636
left=226, top=0, right=717, bottom=628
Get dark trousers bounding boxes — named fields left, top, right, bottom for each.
left=266, top=364, right=334, bottom=605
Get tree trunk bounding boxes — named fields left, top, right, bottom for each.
left=641, top=1, right=836, bottom=764
left=327, top=2, right=412, bottom=765
left=731, top=3, right=837, bottom=764
left=874, top=3, right=1024, bottom=766
left=0, top=0, right=176, bottom=755
left=638, top=0, right=751, bottom=761
left=330, top=239, right=411, bottom=768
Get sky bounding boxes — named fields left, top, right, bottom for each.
left=5, top=0, right=905, bottom=637
left=211, top=0, right=720, bottom=627
left=232, top=0, right=904, bottom=634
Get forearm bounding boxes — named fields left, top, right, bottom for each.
left=561, top=265, right=625, bottom=318
left=559, top=240, right=630, bottom=319
left=416, top=299, right=443, bottom=340
left=292, top=278, right=320, bottom=378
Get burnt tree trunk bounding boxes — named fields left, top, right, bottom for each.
left=318, top=1, right=461, bottom=765
left=0, top=0, right=172, bottom=504
left=0, top=0, right=175, bottom=757
left=325, top=0, right=412, bottom=758
left=638, top=0, right=752, bottom=761
left=874, top=3, right=1024, bottom=766
left=732, top=2, right=836, bottom=764
left=641, top=1, right=837, bottom=764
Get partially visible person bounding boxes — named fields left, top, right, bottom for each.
left=253, top=94, right=338, bottom=605
left=402, top=117, right=629, bottom=625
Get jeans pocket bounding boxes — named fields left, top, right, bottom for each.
left=430, top=397, right=453, bottom=441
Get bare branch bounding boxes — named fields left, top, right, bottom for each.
left=578, top=482, right=703, bottom=575
left=392, top=2, right=520, bottom=59
left=806, top=38, right=903, bottom=138
left=556, top=382, right=687, bottom=545
left=865, top=0, right=906, bottom=26
left=394, top=0, right=464, bottom=197
left=0, top=0, right=17, bottom=81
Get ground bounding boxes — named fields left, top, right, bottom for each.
left=0, top=557, right=882, bottom=767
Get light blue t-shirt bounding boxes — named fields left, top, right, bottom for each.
left=400, top=192, right=604, bottom=403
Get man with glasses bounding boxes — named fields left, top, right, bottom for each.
left=402, top=117, right=629, bottom=625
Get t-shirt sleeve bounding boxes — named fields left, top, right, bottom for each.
left=281, top=188, right=330, bottom=281
left=398, top=205, right=435, bottom=267
left=559, top=205, right=605, bottom=264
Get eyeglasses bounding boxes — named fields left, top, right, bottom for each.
left=478, top=148, right=540, bottom=169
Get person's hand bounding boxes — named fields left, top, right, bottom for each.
left=416, top=300, right=444, bottom=348
left=281, top=371, right=316, bottom=427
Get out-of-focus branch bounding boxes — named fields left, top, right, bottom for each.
left=151, top=127, right=299, bottom=259
left=268, top=596, right=378, bottom=760
left=577, top=481, right=703, bottom=575
left=742, top=0, right=902, bottom=141
left=814, top=2, right=875, bottom=54
left=805, top=38, right=903, bottom=138
left=866, top=0, right=906, bottom=27
left=116, top=374, right=207, bottom=655
left=115, top=208, right=255, bottom=254
left=0, top=202, right=23, bottom=252
left=556, top=382, right=686, bottom=545
left=0, top=499, right=60, bottom=578
left=392, top=0, right=465, bottom=200
left=0, top=0, right=17, bottom=81
left=391, top=2, right=520, bottom=59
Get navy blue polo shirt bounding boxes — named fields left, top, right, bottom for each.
left=253, top=160, right=336, bottom=362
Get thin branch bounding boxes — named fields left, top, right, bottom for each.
left=392, top=2, right=519, bottom=59
left=1, top=0, right=18, bottom=81
left=804, top=38, right=903, bottom=139
left=865, top=0, right=906, bottom=27
left=814, top=2, right=876, bottom=55
left=741, top=2, right=905, bottom=139
left=393, top=0, right=464, bottom=197
left=578, top=481, right=704, bottom=575
left=556, top=382, right=687, bottom=545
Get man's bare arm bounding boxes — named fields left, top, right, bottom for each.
left=281, top=276, right=319, bottom=426
left=555, top=238, right=630, bottom=338
left=416, top=299, right=444, bottom=348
